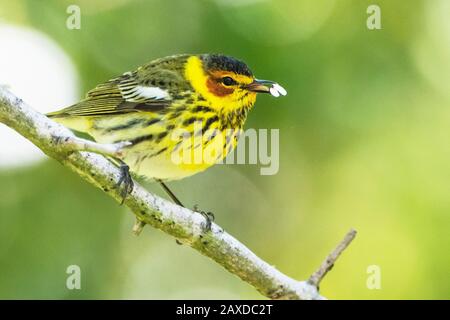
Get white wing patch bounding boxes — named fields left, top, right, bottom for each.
left=119, top=76, right=171, bottom=102
left=134, top=86, right=170, bottom=100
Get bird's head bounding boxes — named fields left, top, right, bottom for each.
left=184, top=54, right=286, bottom=113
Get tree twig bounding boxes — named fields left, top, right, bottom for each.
left=0, top=87, right=356, bottom=300
left=308, top=229, right=357, bottom=288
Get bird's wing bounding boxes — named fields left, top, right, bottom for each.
left=47, top=71, right=173, bottom=118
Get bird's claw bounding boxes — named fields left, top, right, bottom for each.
left=193, top=204, right=215, bottom=232
left=116, top=162, right=133, bottom=204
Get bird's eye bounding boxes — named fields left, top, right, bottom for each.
left=221, top=76, right=236, bottom=86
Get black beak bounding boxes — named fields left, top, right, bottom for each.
left=244, top=79, right=287, bottom=97
left=245, top=79, right=275, bottom=93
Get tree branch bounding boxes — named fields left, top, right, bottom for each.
left=0, top=87, right=356, bottom=300
left=308, top=229, right=357, bottom=288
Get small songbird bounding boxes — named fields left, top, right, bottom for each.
left=47, top=54, right=286, bottom=227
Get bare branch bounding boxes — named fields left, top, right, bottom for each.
left=0, top=87, right=356, bottom=300
left=308, top=229, right=357, bottom=288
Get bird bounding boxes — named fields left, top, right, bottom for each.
left=47, top=53, right=287, bottom=229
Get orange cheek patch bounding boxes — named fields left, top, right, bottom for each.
left=206, top=77, right=234, bottom=97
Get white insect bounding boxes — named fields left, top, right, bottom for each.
left=269, top=83, right=287, bottom=97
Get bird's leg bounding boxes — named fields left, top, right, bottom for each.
left=62, top=135, right=131, bottom=158
left=157, top=179, right=183, bottom=206
left=157, top=180, right=214, bottom=232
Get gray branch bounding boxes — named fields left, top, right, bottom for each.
left=0, top=87, right=356, bottom=300
left=308, top=229, right=357, bottom=288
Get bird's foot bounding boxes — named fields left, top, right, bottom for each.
left=116, top=161, right=134, bottom=204
left=193, top=204, right=215, bottom=232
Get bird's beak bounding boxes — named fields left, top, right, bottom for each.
left=244, top=79, right=287, bottom=97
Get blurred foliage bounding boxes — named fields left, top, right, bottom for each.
left=0, top=0, right=449, bottom=299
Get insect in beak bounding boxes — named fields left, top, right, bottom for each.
left=244, top=79, right=287, bottom=97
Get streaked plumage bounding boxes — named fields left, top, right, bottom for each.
left=47, top=54, right=286, bottom=181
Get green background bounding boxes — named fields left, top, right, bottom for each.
left=0, top=0, right=449, bottom=299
